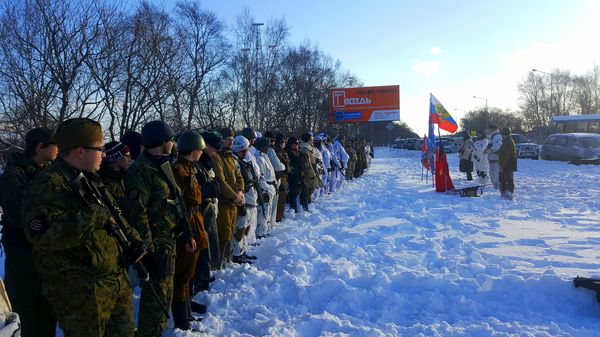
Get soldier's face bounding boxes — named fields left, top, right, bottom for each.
left=163, top=138, right=175, bottom=155
left=116, top=152, right=132, bottom=170
left=82, top=140, right=105, bottom=172
left=40, top=143, right=59, bottom=162
left=191, top=149, right=203, bottom=162
left=223, top=137, right=233, bottom=150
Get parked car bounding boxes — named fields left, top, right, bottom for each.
left=391, top=139, right=406, bottom=149
left=510, top=133, right=539, bottom=159
left=405, top=138, right=419, bottom=150
left=436, top=139, right=457, bottom=153
left=540, top=133, right=600, bottom=162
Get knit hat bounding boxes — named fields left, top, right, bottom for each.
left=103, top=141, right=130, bottom=164
left=232, top=135, right=250, bottom=152
left=201, top=131, right=224, bottom=150
left=177, top=131, right=206, bottom=152
left=120, top=130, right=142, bottom=160
left=241, top=127, right=256, bottom=141
left=501, top=127, right=512, bottom=136
left=255, top=137, right=270, bottom=151
left=55, top=118, right=103, bottom=154
left=141, top=121, right=174, bottom=148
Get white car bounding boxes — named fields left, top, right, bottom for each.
left=511, top=133, right=539, bottom=159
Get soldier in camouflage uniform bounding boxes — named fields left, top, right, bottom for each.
left=121, top=120, right=189, bottom=337
left=0, top=128, right=58, bottom=337
left=21, top=118, right=143, bottom=337
left=171, top=131, right=209, bottom=330
left=345, top=139, right=357, bottom=180
left=273, top=132, right=289, bottom=222
left=98, top=141, right=131, bottom=201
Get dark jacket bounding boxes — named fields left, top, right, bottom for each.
left=498, top=135, right=517, bottom=171
left=0, top=152, right=45, bottom=248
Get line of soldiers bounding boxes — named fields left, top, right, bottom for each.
left=0, top=119, right=373, bottom=337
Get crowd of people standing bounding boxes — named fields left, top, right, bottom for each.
left=458, top=123, right=517, bottom=200
left=0, top=118, right=373, bottom=336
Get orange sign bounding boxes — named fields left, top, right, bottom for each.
left=329, top=85, right=400, bottom=124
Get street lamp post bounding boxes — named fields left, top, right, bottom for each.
left=532, top=68, right=554, bottom=116
left=473, top=95, right=489, bottom=128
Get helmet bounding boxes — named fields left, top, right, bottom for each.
left=177, top=131, right=206, bottom=152
left=501, top=127, right=511, bottom=136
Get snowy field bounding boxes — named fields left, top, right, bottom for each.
left=178, top=147, right=600, bottom=337
left=2, top=147, right=600, bottom=336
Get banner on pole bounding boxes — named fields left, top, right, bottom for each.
left=329, top=85, right=400, bottom=124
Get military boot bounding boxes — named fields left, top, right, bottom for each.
left=172, top=301, right=190, bottom=330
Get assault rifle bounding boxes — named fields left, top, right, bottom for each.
left=158, top=162, right=195, bottom=246
left=68, top=172, right=170, bottom=317
left=574, top=276, right=600, bottom=303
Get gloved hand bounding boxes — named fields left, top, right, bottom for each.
left=237, top=204, right=247, bottom=217
left=126, top=240, right=147, bottom=265
left=261, top=193, right=270, bottom=203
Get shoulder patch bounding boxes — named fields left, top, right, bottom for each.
left=128, top=188, right=140, bottom=200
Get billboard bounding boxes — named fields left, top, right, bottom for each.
left=329, top=85, right=400, bottom=124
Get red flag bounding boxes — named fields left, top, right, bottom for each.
left=420, top=136, right=430, bottom=171
left=435, top=140, right=455, bottom=192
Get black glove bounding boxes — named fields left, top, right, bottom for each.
left=275, top=170, right=284, bottom=179
left=237, top=204, right=247, bottom=217
left=126, top=240, right=147, bottom=265
left=261, top=193, right=270, bottom=203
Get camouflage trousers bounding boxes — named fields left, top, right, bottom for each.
left=3, top=245, right=56, bottom=337
left=42, top=271, right=133, bottom=337
left=136, top=252, right=175, bottom=337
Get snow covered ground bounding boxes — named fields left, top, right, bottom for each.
left=2, top=147, right=600, bottom=336
left=175, top=147, right=600, bottom=337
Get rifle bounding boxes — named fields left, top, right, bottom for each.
left=68, top=172, right=170, bottom=317
left=574, top=276, right=600, bottom=302
left=158, top=161, right=195, bottom=247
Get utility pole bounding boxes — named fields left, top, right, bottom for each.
left=252, top=22, right=264, bottom=129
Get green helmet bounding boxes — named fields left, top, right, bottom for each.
left=177, top=131, right=206, bottom=152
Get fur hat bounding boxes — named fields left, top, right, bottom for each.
left=232, top=135, right=250, bottom=152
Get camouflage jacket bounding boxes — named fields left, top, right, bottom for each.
left=98, top=165, right=126, bottom=202
left=21, top=158, right=140, bottom=280
left=173, top=158, right=208, bottom=250
left=211, top=150, right=244, bottom=206
left=0, top=152, right=45, bottom=248
left=121, top=152, right=177, bottom=254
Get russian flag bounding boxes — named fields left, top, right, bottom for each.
left=429, top=94, right=458, bottom=133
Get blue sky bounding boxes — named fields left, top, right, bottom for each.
left=138, top=0, right=599, bottom=135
